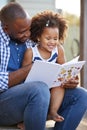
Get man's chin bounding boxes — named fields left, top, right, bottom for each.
left=10, top=38, right=26, bottom=44
left=14, top=40, right=24, bottom=44
left=15, top=39, right=28, bottom=44
left=20, top=39, right=27, bottom=43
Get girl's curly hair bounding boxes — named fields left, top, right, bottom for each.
left=30, top=10, right=68, bottom=43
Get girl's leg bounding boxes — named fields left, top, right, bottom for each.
left=48, top=87, right=64, bottom=122
left=54, top=87, right=87, bottom=130
left=17, top=122, right=25, bottom=130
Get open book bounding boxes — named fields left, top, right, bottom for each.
left=25, top=56, right=86, bottom=89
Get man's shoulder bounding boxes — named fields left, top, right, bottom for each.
left=0, top=22, right=10, bottom=43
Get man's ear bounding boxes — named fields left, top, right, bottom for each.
left=3, top=24, right=9, bottom=34
left=37, top=37, right=40, bottom=42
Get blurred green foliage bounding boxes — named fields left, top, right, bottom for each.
left=63, top=13, right=80, bottom=61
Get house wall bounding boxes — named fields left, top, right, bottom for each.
left=15, top=0, right=56, bottom=17
left=0, top=0, right=12, bottom=9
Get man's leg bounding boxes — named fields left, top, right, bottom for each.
left=0, top=81, right=50, bottom=130
left=54, top=87, right=87, bottom=130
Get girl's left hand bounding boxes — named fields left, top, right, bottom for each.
left=62, top=76, right=79, bottom=89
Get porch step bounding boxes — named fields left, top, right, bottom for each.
left=0, top=126, right=53, bottom=130
left=0, top=121, right=54, bottom=130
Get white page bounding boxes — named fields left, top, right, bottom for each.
left=63, top=56, right=80, bottom=65
left=25, top=60, right=61, bottom=88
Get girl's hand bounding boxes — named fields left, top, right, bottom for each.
left=62, top=76, right=79, bottom=89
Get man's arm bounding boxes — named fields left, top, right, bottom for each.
left=8, top=64, right=32, bottom=87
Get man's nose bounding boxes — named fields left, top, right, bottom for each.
left=25, top=31, right=31, bottom=38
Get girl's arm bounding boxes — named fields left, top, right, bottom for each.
left=22, top=48, right=33, bottom=66
left=56, top=44, right=66, bottom=64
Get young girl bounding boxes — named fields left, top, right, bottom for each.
left=23, top=10, right=68, bottom=122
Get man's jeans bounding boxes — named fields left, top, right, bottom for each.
left=0, top=81, right=50, bottom=130
left=0, top=82, right=87, bottom=130
left=54, top=86, right=87, bottom=130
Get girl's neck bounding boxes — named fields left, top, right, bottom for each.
left=37, top=45, right=52, bottom=60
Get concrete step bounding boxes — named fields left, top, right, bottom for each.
left=0, top=127, right=19, bottom=130
left=0, top=126, right=53, bottom=130
left=0, top=117, right=87, bottom=130
left=0, top=121, right=54, bottom=130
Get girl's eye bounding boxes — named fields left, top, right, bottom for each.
left=46, top=37, right=50, bottom=40
left=45, top=37, right=58, bottom=41
left=54, top=38, right=57, bottom=40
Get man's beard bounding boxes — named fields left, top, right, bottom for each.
left=10, top=36, right=25, bottom=44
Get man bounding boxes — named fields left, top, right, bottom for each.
left=0, top=2, right=50, bottom=130
left=0, top=2, right=87, bottom=130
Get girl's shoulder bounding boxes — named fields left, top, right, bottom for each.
left=57, top=44, right=65, bottom=54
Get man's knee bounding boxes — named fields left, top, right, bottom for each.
left=26, top=81, right=50, bottom=106
left=33, top=81, right=50, bottom=105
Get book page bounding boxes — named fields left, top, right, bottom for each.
left=25, top=60, right=61, bottom=88
left=52, top=60, right=86, bottom=87
left=63, top=56, right=80, bottom=65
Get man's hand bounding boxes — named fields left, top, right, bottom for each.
left=62, top=76, right=79, bottom=89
